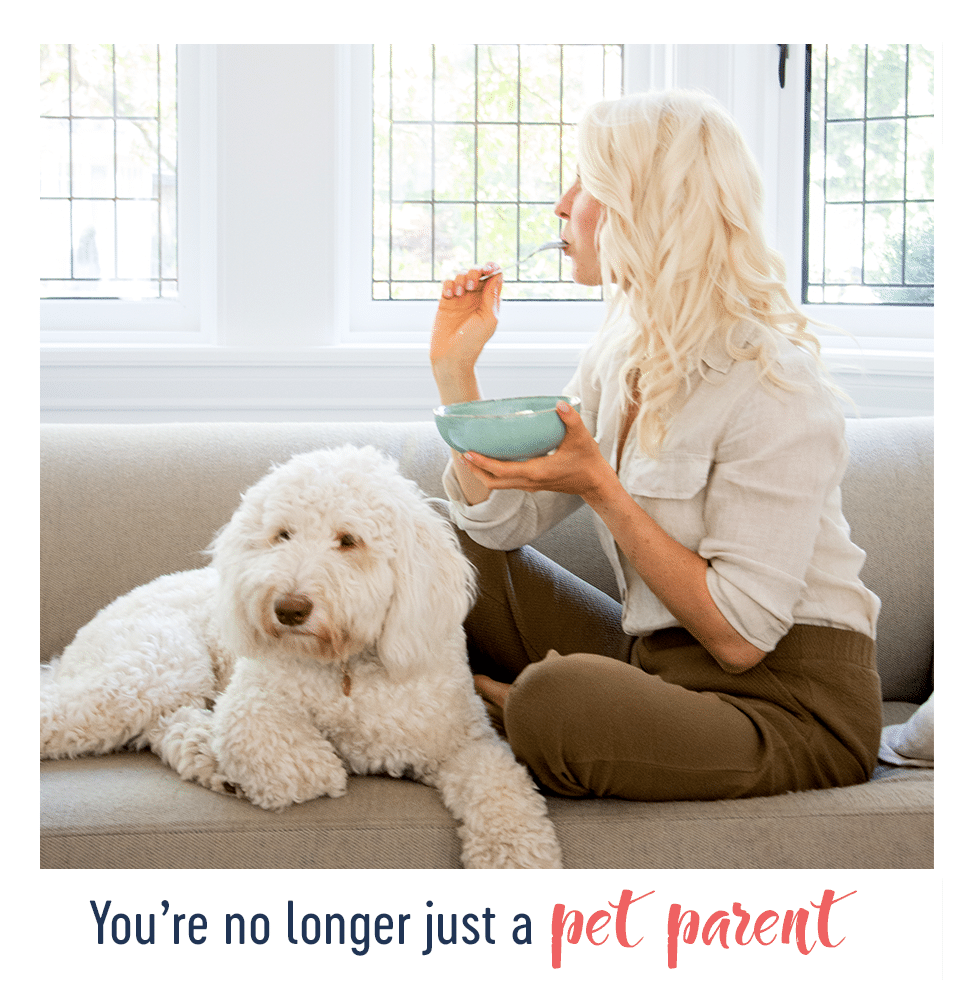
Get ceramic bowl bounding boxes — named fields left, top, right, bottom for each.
left=433, top=395, right=580, bottom=461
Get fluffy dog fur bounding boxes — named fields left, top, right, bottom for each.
left=41, top=445, right=562, bottom=869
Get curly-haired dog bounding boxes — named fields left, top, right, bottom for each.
left=40, top=445, right=562, bottom=869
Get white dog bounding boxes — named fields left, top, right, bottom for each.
left=41, top=445, right=562, bottom=870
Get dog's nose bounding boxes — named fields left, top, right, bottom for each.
left=274, top=594, right=313, bottom=627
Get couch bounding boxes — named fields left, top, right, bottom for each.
left=40, top=416, right=934, bottom=869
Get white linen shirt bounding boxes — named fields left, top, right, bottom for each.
left=442, top=325, right=880, bottom=651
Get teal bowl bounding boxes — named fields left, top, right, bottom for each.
left=433, top=396, right=580, bottom=461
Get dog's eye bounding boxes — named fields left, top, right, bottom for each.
left=272, top=529, right=292, bottom=544
left=337, top=532, right=359, bottom=550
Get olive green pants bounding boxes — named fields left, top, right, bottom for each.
left=459, top=532, right=883, bottom=801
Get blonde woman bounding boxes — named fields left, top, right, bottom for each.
left=430, top=90, right=882, bottom=801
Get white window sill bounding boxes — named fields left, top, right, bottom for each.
left=40, top=335, right=932, bottom=425
left=39, top=330, right=933, bottom=365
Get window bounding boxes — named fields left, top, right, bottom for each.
left=40, top=44, right=178, bottom=300
left=803, top=44, right=934, bottom=306
left=371, top=44, right=623, bottom=303
left=40, top=45, right=932, bottom=423
left=40, top=44, right=208, bottom=341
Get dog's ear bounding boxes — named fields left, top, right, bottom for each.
left=377, top=498, right=476, bottom=677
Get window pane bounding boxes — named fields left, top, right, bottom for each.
left=906, top=45, right=934, bottom=116
left=374, top=43, right=622, bottom=301
left=476, top=124, right=518, bottom=202
left=477, top=45, right=519, bottom=122
left=434, top=46, right=476, bottom=122
left=117, top=200, right=157, bottom=278
left=824, top=45, right=866, bottom=120
left=391, top=45, right=433, bottom=121
left=866, top=45, right=907, bottom=117
left=113, top=44, right=160, bottom=116
left=391, top=123, right=432, bottom=200
left=562, top=45, right=610, bottom=122
left=434, top=203, right=476, bottom=278
left=864, top=119, right=905, bottom=202
left=70, top=44, right=115, bottom=116
left=373, top=193, right=390, bottom=282
left=864, top=202, right=904, bottom=284
left=39, top=44, right=70, bottom=116
left=39, top=43, right=178, bottom=300
left=39, top=198, right=71, bottom=278
left=519, top=45, right=561, bottom=123
left=823, top=203, right=863, bottom=285
left=476, top=203, right=518, bottom=268
left=116, top=119, right=158, bottom=198
left=391, top=202, right=432, bottom=280
left=434, top=124, right=476, bottom=201
left=159, top=173, right=177, bottom=282
left=72, top=198, right=115, bottom=278
left=519, top=124, right=561, bottom=202
left=71, top=118, right=115, bottom=198
left=603, top=45, right=623, bottom=97
left=904, top=203, right=934, bottom=285
left=824, top=120, right=864, bottom=203
left=804, top=44, right=934, bottom=306
left=39, top=117, right=70, bottom=196
left=905, top=117, right=934, bottom=200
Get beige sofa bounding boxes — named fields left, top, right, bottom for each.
left=40, top=416, right=933, bottom=869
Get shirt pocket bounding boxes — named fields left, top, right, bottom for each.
left=623, top=452, right=711, bottom=500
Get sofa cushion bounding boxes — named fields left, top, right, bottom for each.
left=40, top=751, right=932, bottom=870
left=840, top=417, right=933, bottom=703
left=40, top=416, right=934, bottom=695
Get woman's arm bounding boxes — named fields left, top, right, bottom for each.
left=430, top=266, right=503, bottom=506
left=461, top=401, right=768, bottom=673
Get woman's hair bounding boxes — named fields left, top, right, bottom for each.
left=577, top=89, right=834, bottom=455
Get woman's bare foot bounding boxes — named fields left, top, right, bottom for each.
left=472, top=674, right=512, bottom=710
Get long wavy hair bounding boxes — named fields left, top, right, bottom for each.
left=577, top=89, right=833, bottom=455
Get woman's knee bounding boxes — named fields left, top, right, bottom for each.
left=503, top=652, right=620, bottom=797
left=506, top=651, right=598, bottom=717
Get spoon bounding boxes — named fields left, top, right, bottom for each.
left=477, top=241, right=567, bottom=281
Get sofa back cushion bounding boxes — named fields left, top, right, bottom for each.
left=40, top=416, right=932, bottom=703
left=840, top=416, right=933, bottom=703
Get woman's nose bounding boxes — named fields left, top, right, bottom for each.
left=555, top=180, right=578, bottom=219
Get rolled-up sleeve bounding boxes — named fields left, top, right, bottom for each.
left=442, top=463, right=584, bottom=550
left=699, top=382, right=848, bottom=651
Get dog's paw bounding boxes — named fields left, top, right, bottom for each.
left=460, top=833, right=563, bottom=870
left=239, top=764, right=349, bottom=812
left=152, top=707, right=231, bottom=792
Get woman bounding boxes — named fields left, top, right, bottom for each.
left=429, top=89, right=882, bottom=801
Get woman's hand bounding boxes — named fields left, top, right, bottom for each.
left=430, top=264, right=503, bottom=404
left=459, top=401, right=617, bottom=503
